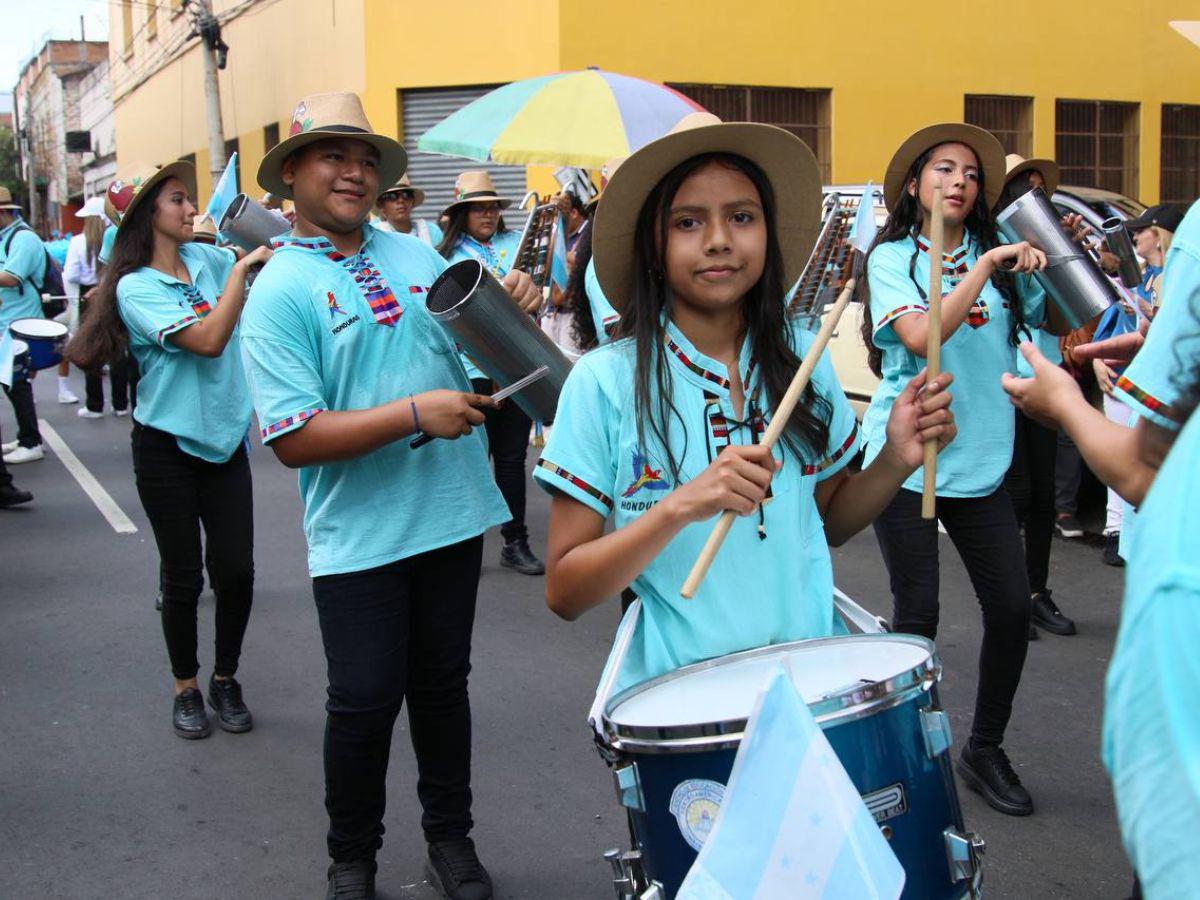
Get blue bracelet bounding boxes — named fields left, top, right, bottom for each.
left=410, top=396, right=420, bottom=433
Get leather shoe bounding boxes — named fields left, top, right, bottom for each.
left=0, top=484, right=33, bottom=507
left=500, top=538, right=545, bottom=576
left=1032, top=590, right=1076, bottom=636
left=427, top=838, right=493, bottom=900
left=173, top=687, right=210, bottom=739
left=326, top=859, right=376, bottom=900
left=207, top=675, right=253, bottom=733
left=957, top=742, right=1033, bottom=816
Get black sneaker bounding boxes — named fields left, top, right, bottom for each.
left=0, top=484, right=33, bottom=507
left=207, top=675, right=253, bottom=733
left=173, top=687, right=211, bottom=740
left=1103, top=533, right=1125, bottom=568
left=957, top=742, right=1033, bottom=816
left=326, top=860, right=376, bottom=900
left=1055, top=514, right=1084, bottom=539
left=1032, top=590, right=1077, bottom=635
left=427, top=838, right=493, bottom=900
left=499, top=538, right=545, bottom=576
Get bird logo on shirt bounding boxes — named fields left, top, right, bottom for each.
left=327, top=291, right=347, bottom=319
left=622, top=452, right=670, bottom=498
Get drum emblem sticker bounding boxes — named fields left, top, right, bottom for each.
left=861, top=782, right=908, bottom=823
left=669, top=779, right=725, bottom=851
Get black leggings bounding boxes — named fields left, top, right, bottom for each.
left=131, top=423, right=254, bottom=680
left=472, top=377, right=530, bottom=542
left=1005, top=410, right=1057, bottom=595
left=3, top=378, right=40, bottom=448
left=873, top=487, right=1031, bottom=747
left=78, top=297, right=130, bottom=413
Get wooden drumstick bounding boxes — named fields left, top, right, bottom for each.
left=921, top=182, right=945, bottom=520
left=680, top=280, right=857, bottom=599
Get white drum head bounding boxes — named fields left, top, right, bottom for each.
left=10, top=318, right=69, bottom=340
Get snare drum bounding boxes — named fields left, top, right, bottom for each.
left=9, top=318, right=69, bottom=370
left=10, top=339, right=31, bottom=383
left=600, top=635, right=983, bottom=899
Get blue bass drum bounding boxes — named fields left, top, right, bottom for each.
left=600, top=635, right=983, bottom=899
left=10, top=339, right=31, bottom=383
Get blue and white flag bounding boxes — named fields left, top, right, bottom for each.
left=851, top=181, right=878, bottom=254
left=551, top=212, right=571, bottom=292
left=678, top=665, right=905, bottom=900
left=205, top=152, right=239, bottom=230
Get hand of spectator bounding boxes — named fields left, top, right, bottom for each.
left=1071, top=330, right=1145, bottom=364
left=1002, top=342, right=1085, bottom=428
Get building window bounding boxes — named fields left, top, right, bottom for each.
left=146, top=2, right=157, bottom=40
left=964, top=95, right=1032, bottom=156
left=1056, top=99, right=1140, bottom=197
left=224, top=138, right=241, bottom=187
left=263, top=122, right=280, bottom=153
left=1161, top=104, right=1200, bottom=205
left=122, top=0, right=134, bottom=55
left=668, top=84, right=832, bottom=182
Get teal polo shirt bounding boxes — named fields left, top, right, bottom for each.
left=240, top=226, right=508, bottom=577
left=444, top=229, right=523, bottom=381
left=863, top=234, right=1045, bottom=498
left=584, top=257, right=620, bottom=346
left=98, top=224, right=116, bottom=265
left=118, top=242, right=251, bottom=462
left=534, top=318, right=861, bottom=693
left=0, top=218, right=48, bottom=331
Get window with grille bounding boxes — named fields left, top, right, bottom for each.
left=964, top=95, right=1032, bottom=156
left=1161, top=104, right=1200, bottom=205
left=263, top=122, right=280, bottom=154
left=1055, top=100, right=1139, bottom=197
left=667, top=84, right=832, bottom=182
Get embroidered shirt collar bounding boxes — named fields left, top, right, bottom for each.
left=0, top=216, right=25, bottom=241
left=271, top=227, right=403, bottom=327
left=142, top=247, right=205, bottom=287
left=662, top=318, right=757, bottom=396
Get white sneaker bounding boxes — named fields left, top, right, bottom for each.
left=58, top=389, right=80, bottom=404
left=113, top=408, right=131, bottom=418
left=1, top=439, right=17, bottom=454
left=3, top=444, right=45, bottom=464
left=77, top=408, right=105, bottom=419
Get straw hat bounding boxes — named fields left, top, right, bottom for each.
left=105, top=161, right=196, bottom=233
left=883, top=123, right=1005, bottom=212
left=1003, top=153, right=1060, bottom=200
left=191, top=215, right=219, bottom=244
left=378, top=173, right=425, bottom=209
left=258, top=91, right=407, bottom=200
left=0, top=186, right=22, bottom=210
left=440, top=171, right=514, bottom=218
left=592, top=112, right=823, bottom=312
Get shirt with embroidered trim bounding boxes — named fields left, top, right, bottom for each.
left=239, top=226, right=508, bottom=577
left=534, top=318, right=860, bottom=693
left=118, top=242, right=251, bottom=462
left=444, top=229, right=523, bottom=381
left=0, top=217, right=48, bottom=329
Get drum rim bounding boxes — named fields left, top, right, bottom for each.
left=602, top=634, right=940, bottom=753
left=9, top=317, right=69, bottom=338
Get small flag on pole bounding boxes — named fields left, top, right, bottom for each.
left=550, top=212, right=571, bottom=292
left=205, top=152, right=239, bottom=231
left=851, top=181, right=878, bottom=254
left=678, top=665, right=905, bottom=900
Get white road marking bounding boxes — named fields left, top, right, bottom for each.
left=38, top=419, right=138, bottom=534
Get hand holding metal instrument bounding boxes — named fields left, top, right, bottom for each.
left=409, top=366, right=550, bottom=449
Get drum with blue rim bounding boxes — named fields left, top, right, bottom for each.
left=10, top=339, right=31, bottom=383
left=9, top=318, right=69, bottom=371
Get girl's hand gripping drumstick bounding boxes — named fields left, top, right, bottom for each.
left=921, top=181, right=945, bottom=520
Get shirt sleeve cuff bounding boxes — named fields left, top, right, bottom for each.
left=873, top=304, right=928, bottom=336
left=533, top=458, right=613, bottom=517
left=1112, top=376, right=1180, bottom=432
left=156, top=315, right=200, bottom=347
left=808, top=422, right=862, bottom=482
left=259, top=407, right=324, bottom=443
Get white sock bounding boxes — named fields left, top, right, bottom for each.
left=58, top=375, right=70, bottom=389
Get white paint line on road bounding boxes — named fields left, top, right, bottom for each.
left=37, top=419, right=138, bottom=534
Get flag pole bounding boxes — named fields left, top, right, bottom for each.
left=921, top=181, right=945, bottom=520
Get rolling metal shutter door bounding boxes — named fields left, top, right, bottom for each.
left=401, top=86, right=529, bottom=220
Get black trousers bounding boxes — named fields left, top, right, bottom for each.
left=472, top=377, right=530, bottom=542
left=1005, top=410, right=1057, bottom=595
left=3, top=377, right=41, bottom=448
left=312, top=536, right=483, bottom=863
left=873, top=487, right=1031, bottom=747
left=0, top=419, right=12, bottom=489
left=1055, top=430, right=1082, bottom=516
left=79, top=298, right=130, bottom=412
left=131, top=423, right=254, bottom=680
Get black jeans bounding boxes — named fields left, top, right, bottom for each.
left=312, top=536, right=483, bottom=863
left=472, top=377, right=530, bottom=542
left=1005, top=410, right=1057, bottom=595
left=873, top=487, right=1031, bottom=747
left=131, top=423, right=254, bottom=680
left=79, top=298, right=129, bottom=412
left=1055, top=429, right=1082, bottom=516
left=3, top=378, right=41, bottom=448
left=0, top=419, right=12, bottom=489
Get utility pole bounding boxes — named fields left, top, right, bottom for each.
left=186, top=0, right=229, bottom=186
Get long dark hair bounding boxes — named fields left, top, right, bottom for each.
left=67, top=180, right=167, bottom=371
left=564, top=217, right=600, bottom=351
left=616, top=152, right=831, bottom=482
left=859, top=147, right=1026, bottom=378
left=436, top=205, right=510, bottom=258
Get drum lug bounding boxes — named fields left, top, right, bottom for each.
left=920, top=708, right=953, bottom=758
left=944, top=827, right=986, bottom=888
left=612, top=762, right=645, bottom=812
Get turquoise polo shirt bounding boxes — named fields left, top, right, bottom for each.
left=534, top=318, right=861, bottom=693
left=240, top=226, right=508, bottom=578
left=584, top=257, right=620, bottom=346
left=0, top=218, right=47, bottom=331
left=863, top=235, right=1045, bottom=498
left=98, top=224, right=116, bottom=265
left=444, top=229, right=523, bottom=381
left=118, top=243, right=251, bottom=462
left=1103, top=408, right=1200, bottom=897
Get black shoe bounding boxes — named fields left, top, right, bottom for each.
left=0, top=484, right=33, bottom=507
left=957, top=742, right=1033, bottom=816
left=1027, top=622, right=1039, bottom=641
left=1055, top=514, right=1084, bottom=539
left=207, top=675, right=253, bottom=733
left=427, top=838, right=493, bottom=900
left=173, top=687, right=211, bottom=739
left=326, top=860, right=376, bottom=900
left=1103, top=533, right=1125, bottom=568
left=499, top=538, right=545, bottom=576
left=1032, top=590, right=1077, bottom=635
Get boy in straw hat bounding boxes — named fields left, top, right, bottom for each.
left=374, top=174, right=442, bottom=247
left=240, top=91, right=537, bottom=900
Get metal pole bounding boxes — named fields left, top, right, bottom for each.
left=194, top=0, right=226, bottom=185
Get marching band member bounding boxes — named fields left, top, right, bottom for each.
left=535, top=113, right=956, bottom=696
left=0, top=188, right=47, bottom=464
left=859, top=123, right=1049, bottom=817
left=68, top=161, right=264, bottom=741
left=374, top=173, right=443, bottom=247
left=239, top=92, right=535, bottom=900
left=438, top=171, right=545, bottom=576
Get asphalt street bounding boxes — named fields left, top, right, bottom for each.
left=1, top=370, right=1134, bottom=899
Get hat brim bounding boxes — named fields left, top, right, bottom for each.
left=0, top=200, right=22, bottom=210
left=592, top=122, right=823, bottom=313
left=440, top=195, right=514, bottom=218
left=257, top=128, right=408, bottom=201
left=884, top=123, right=1006, bottom=213
left=1002, top=158, right=1060, bottom=203
left=114, top=161, right=197, bottom=235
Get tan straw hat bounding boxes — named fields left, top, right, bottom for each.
left=105, top=161, right=196, bottom=233
left=378, top=173, right=426, bottom=208
left=440, top=171, right=514, bottom=218
left=883, top=123, right=1006, bottom=212
left=592, top=112, right=823, bottom=312
left=191, top=214, right=219, bottom=244
left=1002, top=153, right=1060, bottom=201
left=0, top=186, right=23, bottom=210
left=258, top=92, right=407, bottom=200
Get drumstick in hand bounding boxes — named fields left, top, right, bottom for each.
left=921, top=181, right=945, bottom=520
left=681, top=280, right=856, bottom=599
